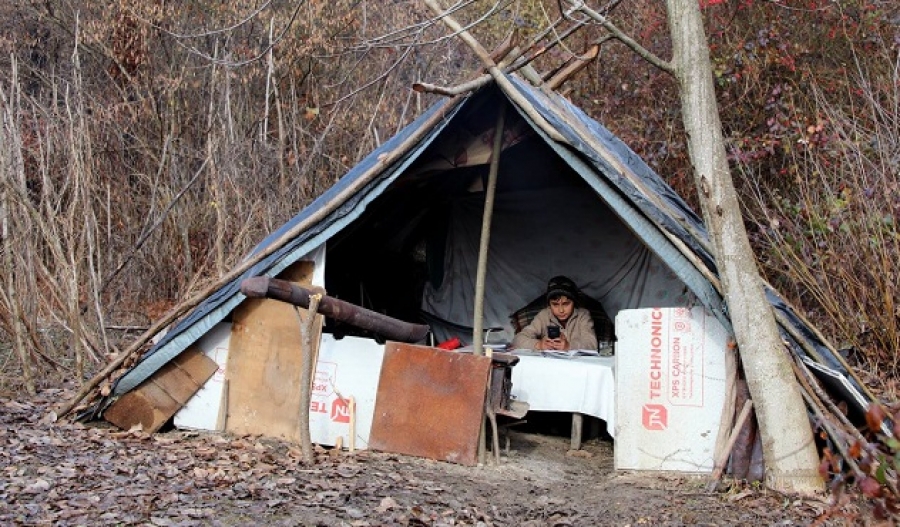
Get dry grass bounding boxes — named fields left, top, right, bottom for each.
left=746, top=45, right=900, bottom=391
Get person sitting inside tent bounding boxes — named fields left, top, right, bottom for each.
left=511, top=276, right=598, bottom=351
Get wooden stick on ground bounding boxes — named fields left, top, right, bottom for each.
left=56, top=95, right=467, bottom=419
left=706, top=399, right=754, bottom=492
left=348, top=396, right=357, bottom=453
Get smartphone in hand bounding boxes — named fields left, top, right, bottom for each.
left=547, top=325, right=560, bottom=339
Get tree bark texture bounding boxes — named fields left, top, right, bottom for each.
left=0, top=64, right=36, bottom=395
left=664, top=0, right=823, bottom=493
left=297, top=294, right=321, bottom=464
left=473, top=107, right=505, bottom=358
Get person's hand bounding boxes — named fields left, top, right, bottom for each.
left=541, top=334, right=569, bottom=351
left=549, top=333, right=570, bottom=351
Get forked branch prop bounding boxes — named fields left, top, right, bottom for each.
left=421, top=0, right=565, bottom=143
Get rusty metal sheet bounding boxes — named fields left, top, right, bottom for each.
left=368, top=343, right=491, bottom=466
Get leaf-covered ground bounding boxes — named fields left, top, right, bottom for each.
left=1, top=389, right=859, bottom=526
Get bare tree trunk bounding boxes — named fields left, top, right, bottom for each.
left=66, top=39, right=87, bottom=381
left=64, top=20, right=105, bottom=379
left=1, top=206, right=35, bottom=395
left=206, top=43, right=226, bottom=276
left=0, top=59, right=36, bottom=395
left=664, top=0, right=823, bottom=494
left=297, top=293, right=322, bottom=464
left=263, top=17, right=275, bottom=144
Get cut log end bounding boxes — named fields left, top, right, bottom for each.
left=240, top=276, right=272, bottom=298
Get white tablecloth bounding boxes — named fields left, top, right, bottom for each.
left=509, top=354, right=616, bottom=438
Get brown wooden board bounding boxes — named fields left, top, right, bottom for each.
left=225, top=261, right=321, bottom=441
left=368, top=343, right=491, bottom=466
left=104, top=346, right=218, bottom=432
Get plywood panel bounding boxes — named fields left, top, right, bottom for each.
left=225, top=261, right=322, bottom=441
left=368, top=343, right=491, bottom=466
left=105, top=347, right=218, bottom=432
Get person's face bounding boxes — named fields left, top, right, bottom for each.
left=549, top=296, right=575, bottom=322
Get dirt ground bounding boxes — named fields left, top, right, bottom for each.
left=0, top=388, right=863, bottom=526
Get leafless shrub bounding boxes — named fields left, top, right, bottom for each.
left=0, top=0, right=488, bottom=389
left=747, top=47, right=900, bottom=389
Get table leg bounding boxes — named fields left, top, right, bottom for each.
left=570, top=413, right=583, bottom=450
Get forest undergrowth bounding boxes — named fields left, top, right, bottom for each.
left=0, top=0, right=898, bottom=519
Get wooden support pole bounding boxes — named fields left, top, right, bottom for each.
left=297, top=293, right=322, bottom=464
left=570, top=413, right=584, bottom=451
left=348, top=396, right=357, bottom=453
left=216, top=379, right=229, bottom=431
left=473, top=108, right=505, bottom=359
left=706, top=399, right=753, bottom=491
left=486, top=402, right=501, bottom=463
left=471, top=100, right=506, bottom=467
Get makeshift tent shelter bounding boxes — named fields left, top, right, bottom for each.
left=90, top=74, right=873, bottom=438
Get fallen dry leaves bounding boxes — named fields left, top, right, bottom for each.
left=0, top=388, right=862, bottom=526
left=1, top=389, right=519, bottom=526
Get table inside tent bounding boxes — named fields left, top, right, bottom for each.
left=508, top=353, right=616, bottom=447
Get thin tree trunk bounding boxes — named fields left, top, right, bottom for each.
left=263, top=17, right=275, bottom=143
left=0, top=59, right=36, bottom=395
left=297, top=294, right=322, bottom=464
left=65, top=57, right=86, bottom=381
left=2, top=209, right=34, bottom=395
left=473, top=108, right=505, bottom=358
left=274, top=68, right=287, bottom=193
left=665, top=0, right=823, bottom=494
left=207, top=43, right=225, bottom=276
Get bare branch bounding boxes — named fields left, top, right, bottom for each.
left=100, top=155, right=210, bottom=296
left=348, top=0, right=510, bottom=52
left=545, top=43, right=600, bottom=89
left=134, top=1, right=276, bottom=39
left=413, top=74, right=493, bottom=96
left=422, top=0, right=566, bottom=143
left=128, top=0, right=307, bottom=68
left=564, top=0, right=675, bottom=75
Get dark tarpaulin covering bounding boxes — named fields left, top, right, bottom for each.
left=102, top=75, right=872, bottom=421
left=505, top=76, right=871, bottom=416
left=107, top=98, right=466, bottom=398
left=767, top=288, right=870, bottom=411
left=508, top=76, right=715, bottom=272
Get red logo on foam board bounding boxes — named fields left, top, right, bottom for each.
left=331, top=398, right=350, bottom=423
left=642, top=404, right=668, bottom=430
